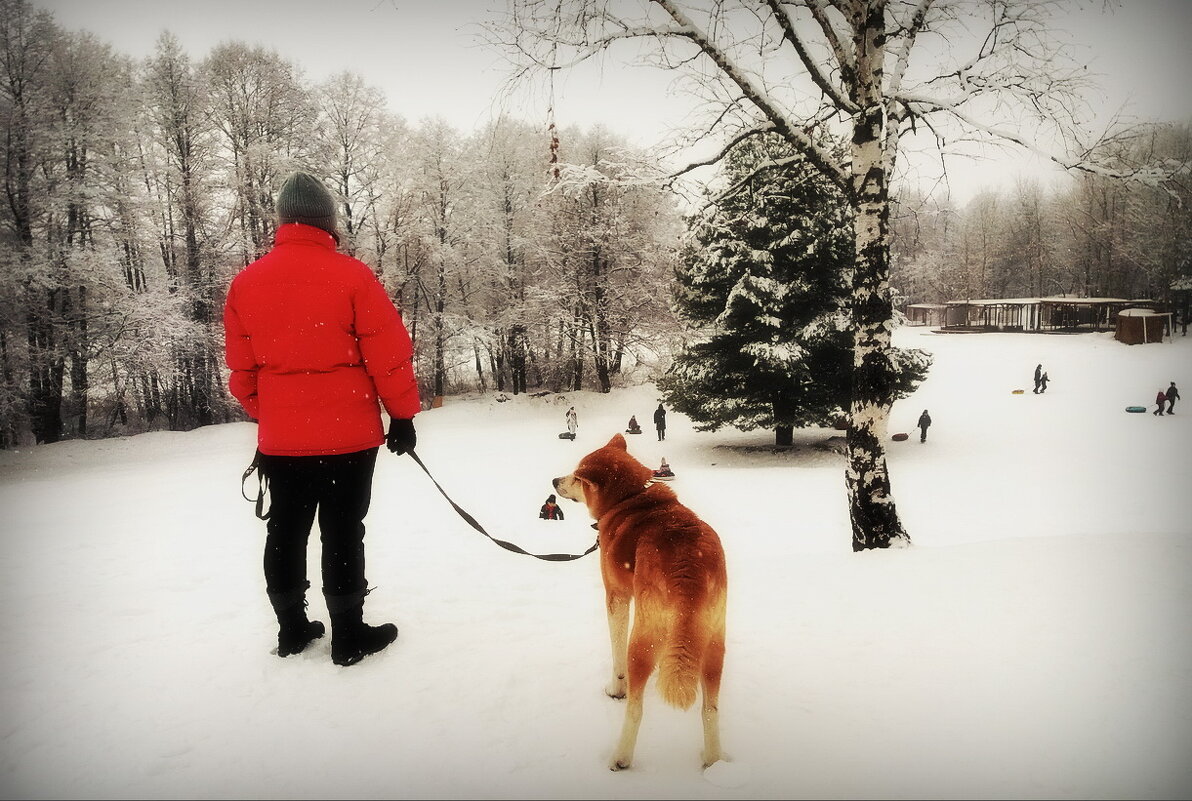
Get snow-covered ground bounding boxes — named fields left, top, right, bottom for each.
left=1, top=327, right=1189, bottom=800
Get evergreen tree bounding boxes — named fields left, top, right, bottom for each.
left=662, top=135, right=929, bottom=446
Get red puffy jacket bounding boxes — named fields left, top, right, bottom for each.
left=223, top=223, right=420, bottom=456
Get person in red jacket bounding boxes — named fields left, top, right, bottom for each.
left=1154, top=389, right=1168, bottom=416
left=224, top=171, right=420, bottom=667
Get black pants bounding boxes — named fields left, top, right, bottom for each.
left=259, top=447, right=378, bottom=603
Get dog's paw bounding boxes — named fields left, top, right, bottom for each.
left=605, top=680, right=626, bottom=699
left=609, top=756, right=632, bottom=771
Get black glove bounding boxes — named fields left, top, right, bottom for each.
left=386, top=417, right=417, bottom=455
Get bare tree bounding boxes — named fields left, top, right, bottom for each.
left=468, top=117, right=543, bottom=394
left=406, top=118, right=470, bottom=399
left=143, top=33, right=224, bottom=428
left=312, top=71, right=392, bottom=258
left=205, top=42, right=315, bottom=264
left=496, top=0, right=1117, bottom=550
left=1, top=0, right=61, bottom=443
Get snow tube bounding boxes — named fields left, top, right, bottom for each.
left=891, top=432, right=909, bottom=441
left=1011, top=389, right=1025, bottom=394
left=558, top=432, right=576, bottom=440
left=625, top=429, right=642, bottom=434
left=651, top=474, right=675, bottom=481
left=1125, top=406, right=1147, bottom=413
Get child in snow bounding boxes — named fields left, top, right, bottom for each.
left=626, top=415, right=642, bottom=434
left=1154, top=389, right=1168, bottom=416
left=539, top=494, right=565, bottom=520
left=653, top=457, right=675, bottom=478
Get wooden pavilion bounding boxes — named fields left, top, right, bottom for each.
left=938, top=296, right=1164, bottom=333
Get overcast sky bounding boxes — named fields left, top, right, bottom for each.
left=32, top=0, right=1192, bottom=205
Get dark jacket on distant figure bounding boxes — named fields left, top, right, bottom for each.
left=540, top=496, right=564, bottom=520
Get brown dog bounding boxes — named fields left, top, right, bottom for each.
left=553, top=434, right=727, bottom=770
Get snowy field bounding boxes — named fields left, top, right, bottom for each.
left=0, top=326, right=1189, bottom=800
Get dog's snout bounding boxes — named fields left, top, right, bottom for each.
left=552, top=477, right=561, bottom=489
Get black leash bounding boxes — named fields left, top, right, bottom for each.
left=406, top=449, right=599, bottom=562
left=241, top=448, right=596, bottom=561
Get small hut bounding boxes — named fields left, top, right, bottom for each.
left=1114, top=307, right=1171, bottom=344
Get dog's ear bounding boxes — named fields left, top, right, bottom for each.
left=607, top=433, right=627, bottom=451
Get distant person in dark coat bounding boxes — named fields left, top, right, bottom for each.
left=539, top=494, right=564, bottom=520
left=1033, top=364, right=1043, bottom=394
left=1038, top=372, right=1049, bottom=394
left=653, top=403, right=667, bottom=441
left=917, top=409, right=932, bottom=442
left=1165, top=382, right=1180, bottom=414
left=1154, top=389, right=1168, bottom=416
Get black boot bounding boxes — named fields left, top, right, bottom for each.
left=277, top=608, right=326, bottom=657
left=269, top=583, right=325, bottom=658
left=326, top=589, right=398, bottom=667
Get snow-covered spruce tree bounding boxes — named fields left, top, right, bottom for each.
left=661, top=135, right=929, bottom=446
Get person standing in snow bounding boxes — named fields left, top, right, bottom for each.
left=1038, top=372, right=1050, bottom=394
left=1165, top=382, right=1180, bottom=414
left=917, top=409, right=932, bottom=442
left=1033, top=364, right=1043, bottom=394
left=223, top=171, right=419, bottom=667
left=653, top=403, right=667, bottom=441
left=566, top=406, right=578, bottom=438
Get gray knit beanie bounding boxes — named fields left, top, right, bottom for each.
left=276, top=171, right=339, bottom=241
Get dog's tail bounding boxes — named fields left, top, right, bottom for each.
left=656, top=588, right=708, bottom=710
left=657, top=628, right=700, bottom=710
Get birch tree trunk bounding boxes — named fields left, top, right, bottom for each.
left=845, top=0, right=908, bottom=549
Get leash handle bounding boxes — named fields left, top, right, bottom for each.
left=241, top=450, right=271, bottom=520
left=407, top=449, right=598, bottom=562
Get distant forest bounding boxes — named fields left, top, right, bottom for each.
left=890, top=124, right=1192, bottom=307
